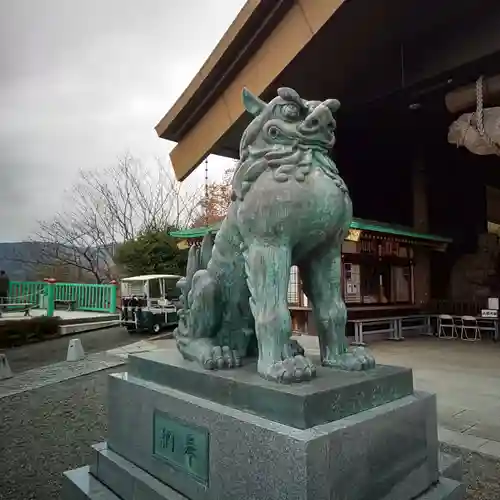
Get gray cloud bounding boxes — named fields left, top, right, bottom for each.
left=0, top=0, right=243, bottom=242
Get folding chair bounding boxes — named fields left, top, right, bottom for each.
left=438, top=314, right=457, bottom=339
left=460, top=315, right=481, bottom=342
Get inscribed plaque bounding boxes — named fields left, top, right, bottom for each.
left=152, top=410, right=209, bottom=484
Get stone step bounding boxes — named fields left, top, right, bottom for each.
left=62, top=466, right=120, bottom=500
left=418, top=477, right=466, bottom=500
left=59, top=320, right=120, bottom=336
left=90, top=442, right=187, bottom=500
left=438, top=453, right=462, bottom=482
left=66, top=445, right=464, bottom=500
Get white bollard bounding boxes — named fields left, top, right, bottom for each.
left=0, top=353, right=13, bottom=380
left=66, top=338, right=85, bottom=362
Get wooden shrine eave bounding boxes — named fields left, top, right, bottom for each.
left=155, top=0, right=347, bottom=181
left=155, top=0, right=294, bottom=144
left=155, top=0, right=489, bottom=182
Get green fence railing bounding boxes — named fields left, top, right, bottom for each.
left=53, top=283, right=117, bottom=312
left=8, top=281, right=118, bottom=316
left=8, top=281, right=47, bottom=307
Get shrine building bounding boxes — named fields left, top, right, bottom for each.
left=156, top=0, right=500, bottom=333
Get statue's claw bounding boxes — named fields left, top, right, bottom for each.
left=322, top=346, right=376, bottom=371
left=176, top=337, right=242, bottom=370
left=208, top=345, right=242, bottom=370
left=258, top=355, right=317, bottom=384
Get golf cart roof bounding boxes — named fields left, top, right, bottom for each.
left=122, top=274, right=182, bottom=282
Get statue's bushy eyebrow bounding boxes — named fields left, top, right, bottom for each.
left=277, top=87, right=306, bottom=110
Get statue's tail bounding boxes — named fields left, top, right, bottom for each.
left=175, top=233, right=214, bottom=337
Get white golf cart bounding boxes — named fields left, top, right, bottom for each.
left=119, top=274, right=182, bottom=334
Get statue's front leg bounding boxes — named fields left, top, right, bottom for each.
left=300, top=242, right=375, bottom=371
left=244, top=241, right=316, bottom=383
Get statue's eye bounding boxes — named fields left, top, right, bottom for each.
left=282, top=104, right=300, bottom=119
left=268, top=126, right=280, bottom=138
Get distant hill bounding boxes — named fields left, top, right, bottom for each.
left=0, top=241, right=117, bottom=283
left=0, top=242, right=46, bottom=281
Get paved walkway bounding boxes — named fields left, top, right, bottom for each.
left=0, top=352, right=125, bottom=399
left=108, top=335, right=500, bottom=460
left=295, top=335, right=500, bottom=460
left=2, top=326, right=145, bottom=373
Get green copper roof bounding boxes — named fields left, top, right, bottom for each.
left=170, top=218, right=451, bottom=244
left=349, top=218, right=451, bottom=243
left=170, top=222, right=222, bottom=239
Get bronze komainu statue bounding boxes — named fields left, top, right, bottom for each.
left=175, top=87, right=375, bottom=383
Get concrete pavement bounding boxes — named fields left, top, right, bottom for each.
left=109, top=335, right=500, bottom=459
left=295, top=335, right=500, bottom=460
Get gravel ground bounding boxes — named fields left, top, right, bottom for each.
left=0, top=366, right=499, bottom=500
left=2, top=326, right=150, bottom=373
left=0, top=367, right=124, bottom=500
left=440, top=444, right=500, bottom=500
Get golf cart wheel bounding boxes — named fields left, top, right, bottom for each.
left=152, top=324, right=161, bottom=334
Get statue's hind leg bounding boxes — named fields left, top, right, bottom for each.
left=176, top=269, right=243, bottom=370
left=244, top=242, right=316, bottom=383
left=300, top=241, right=375, bottom=371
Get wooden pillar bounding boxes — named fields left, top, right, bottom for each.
left=412, top=155, right=431, bottom=306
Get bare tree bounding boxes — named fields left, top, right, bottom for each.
left=191, top=167, right=234, bottom=228
left=16, top=154, right=203, bottom=283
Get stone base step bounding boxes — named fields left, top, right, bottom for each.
left=59, top=320, right=120, bottom=336
left=62, top=466, right=119, bottom=500
left=438, top=452, right=462, bottom=482
left=63, top=458, right=464, bottom=500
left=90, top=442, right=186, bottom=500
left=419, top=477, right=466, bottom=499
left=63, top=442, right=464, bottom=500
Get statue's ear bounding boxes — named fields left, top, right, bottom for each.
left=242, top=87, right=266, bottom=116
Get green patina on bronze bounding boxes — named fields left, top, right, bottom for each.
left=132, top=351, right=413, bottom=429
left=175, top=87, right=375, bottom=383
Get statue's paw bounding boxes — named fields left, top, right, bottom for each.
left=204, top=345, right=242, bottom=370
left=176, top=338, right=241, bottom=371
left=258, top=355, right=317, bottom=384
left=322, top=347, right=376, bottom=371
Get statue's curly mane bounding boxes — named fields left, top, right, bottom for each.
left=231, top=137, right=343, bottom=202
left=230, top=89, right=344, bottom=201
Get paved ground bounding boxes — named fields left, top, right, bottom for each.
left=0, top=364, right=499, bottom=499
left=294, top=334, right=500, bottom=459
left=2, top=326, right=151, bottom=374
left=1, top=332, right=500, bottom=499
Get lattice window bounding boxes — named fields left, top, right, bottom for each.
left=288, top=266, right=300, bottom=305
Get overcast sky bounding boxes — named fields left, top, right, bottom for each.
left=0, top=0, right=245, bottom=242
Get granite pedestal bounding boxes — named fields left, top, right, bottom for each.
left=63, top=350, right=465, bottom=500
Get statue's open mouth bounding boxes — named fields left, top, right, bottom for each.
left=298, top=136, right=333, bottom=152
left=267, top=127, right=333, bottom=154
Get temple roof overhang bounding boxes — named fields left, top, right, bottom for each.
left=156, top=0, right=499, bottom=181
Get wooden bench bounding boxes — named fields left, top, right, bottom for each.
left=54, top=299, right=77, bottom=311
left=349, top=314, right=431, bottom=345
left=0, top=303, right=33, bottom=317
left=349, top=317, right=399, bottom=346
left=398, top=315, right=433, bottom=338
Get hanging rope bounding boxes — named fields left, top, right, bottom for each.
left=473, top=75, right=500, bottom=155
left=204, top=158, right=209, bottom=226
